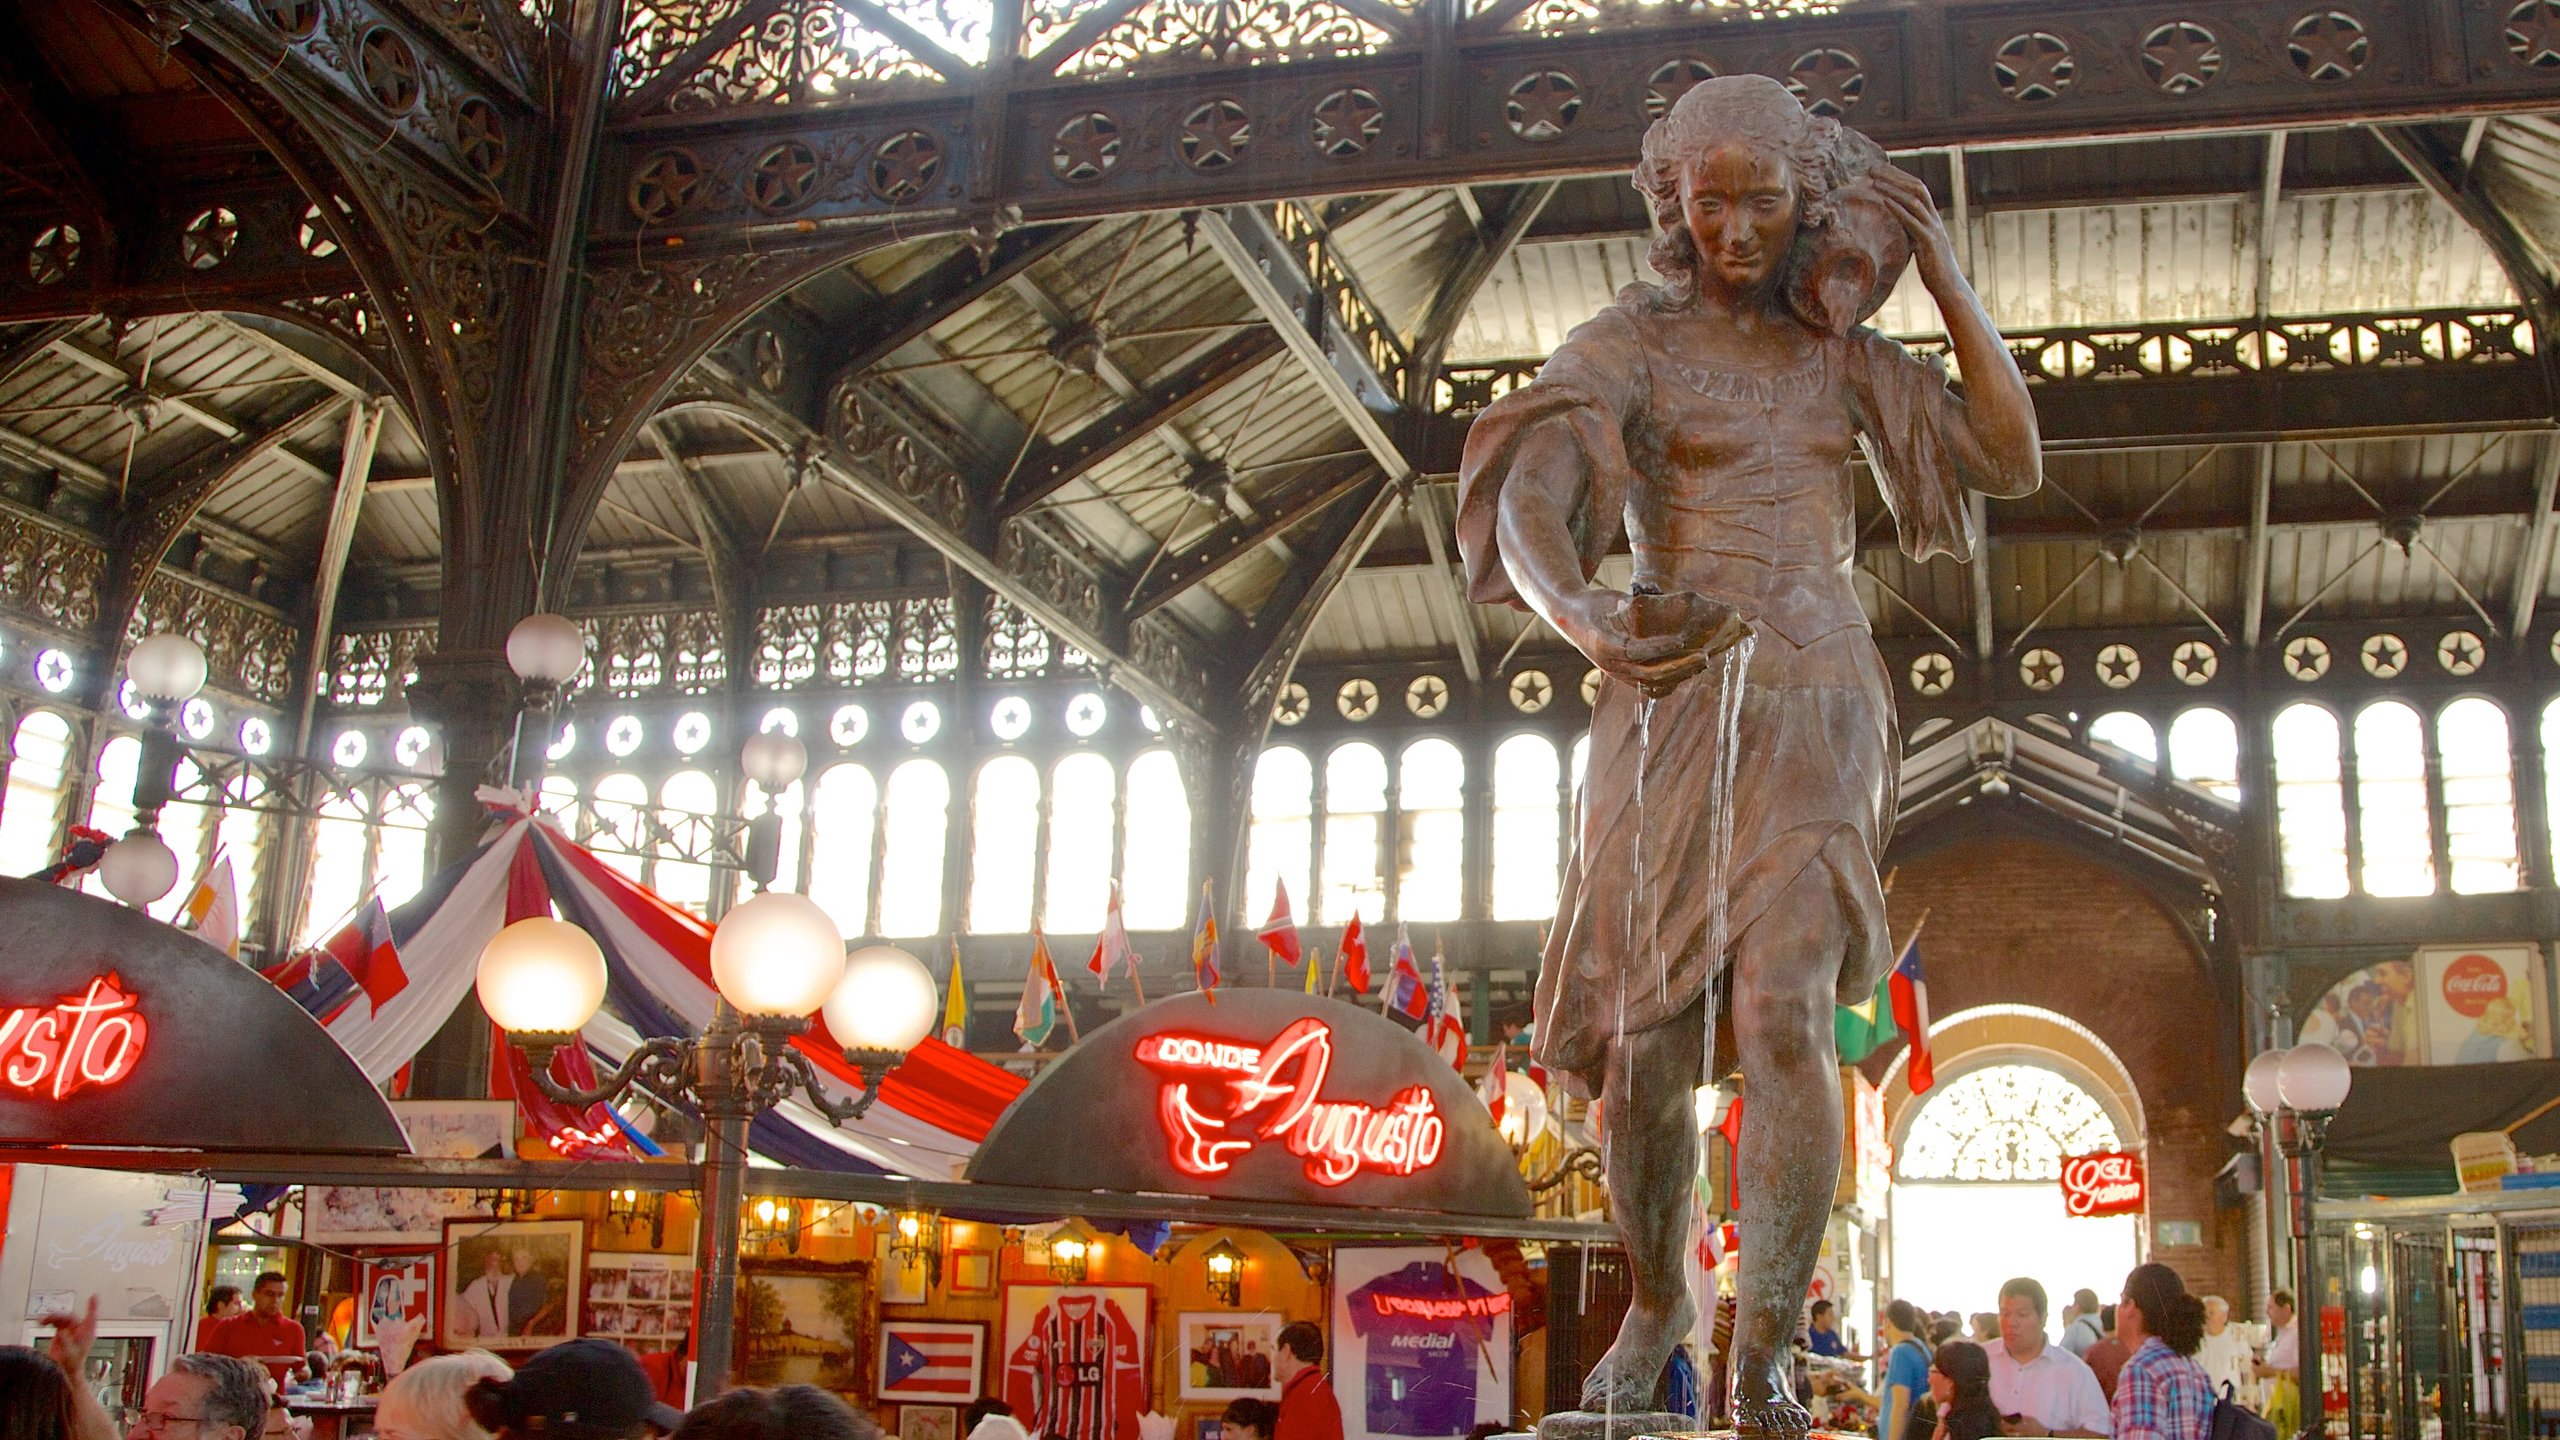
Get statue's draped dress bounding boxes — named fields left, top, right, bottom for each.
left=1455, top=287, right=1982, bottom=1096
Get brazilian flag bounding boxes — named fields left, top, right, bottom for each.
left=1834, top=970, right=1900, bottom=1062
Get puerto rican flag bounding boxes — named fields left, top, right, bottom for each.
left=880, top=1320, right=985, bottom=1401
left=1890, top=939, right=1934, bottom=1094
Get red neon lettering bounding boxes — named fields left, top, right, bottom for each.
left=1369, top=1292, right=1511, bottom=1321
left=2060, top=1151, right=2144, bottom=1218
left=0, top=975, right=148, bottom=1101
left=1135, top=1018, right=1446, bottom=1187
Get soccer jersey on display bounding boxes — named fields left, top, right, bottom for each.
left=1344, top=1261, right=1505, bottom=1438
left=1006, top=1293, right=1146, bottom=1440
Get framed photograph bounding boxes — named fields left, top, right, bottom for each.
left=900, top=1406, right=958, bottom=1440
left=879, top=1319, right=987, bottom=1403
left=947, top=1249, right=997, bottom=1299
left=2418, top=945, right=2544, bottom=1063
left=1000, top=1285, right=1149, bottom=1440
left=737, top=1259, right=869, bottom=1392
left=309, top=1102, right=515, bottom=1246
left=877, top=1233, right=931, bottom=1305
left=441, top=1219, right=583, bottom=1350
left=356, top=1250, right=438, bottom=1347
left=585, top=1253, right=697, bottom=1354
left=1178, top=1312, right=1285, bottom=1401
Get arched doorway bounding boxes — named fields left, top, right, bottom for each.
left=1886, top=1010, right=2145, bottom=1319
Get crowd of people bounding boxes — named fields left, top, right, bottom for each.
left=1854, top=1268, right=2301, bottom=1440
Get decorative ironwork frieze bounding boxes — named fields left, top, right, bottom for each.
left=0, top=512, right=106, bottom=639
left=1053, top=0, right=1400, bottom=78
left=749, top=595, right=972, bottom=688
left=582, top=609, right=730, bottom=697
left=325, top=624, right=438, bottom=708
left=128, top=573, right=297, bottom=706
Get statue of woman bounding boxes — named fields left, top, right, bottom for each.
left=1456, top=76, right=2040, bottom=1436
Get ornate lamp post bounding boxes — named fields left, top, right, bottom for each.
left=97, top=633, right=209, bottom=908
left=738, top=731, right=808, bottom=892
left=502, top=612, right=585, bottom=788
left=474, top=898, right=938, bottom=1393
left=2246, top=1042, right=2354, bottom=1440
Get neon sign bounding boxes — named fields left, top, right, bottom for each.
left=1137, top=1017, right=1446, bottom=1186
left=1369, top=1292, right=1510, bottom=1321
left=0, top=974, right=149, bottom=1100
left=2060, top=1150, right=2144, bottom=1218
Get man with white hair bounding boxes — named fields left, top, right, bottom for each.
left=2194, top=1296, right=2251, bottom=1400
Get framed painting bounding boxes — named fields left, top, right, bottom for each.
left=585, top=1253, right=697, bottom=1354
left=308, top=1102, right=514, bottom=1245
left=736, top=1259, right=869, bottom=1392
left=900, top=1406, right=958, bottom=1440
left=441, top=1219, right=582, bottom=1351
left=355, top=1250, right=437, bottom=1347
left=947, top=1248, right=997, bottom=1299
left=1177, top=1311, right=1285, bottom=1401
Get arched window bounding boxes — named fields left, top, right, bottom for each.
left=538, top=774, right=579, bottom=825
left=736, top=779, right=807, bottom=904
left=2355, top=701, right=2435, bottom=897
left=1896, top=1063, right=2125, bottom=1182
left=2167, top=708, right=2241, bottom=803
left=2439, top=698, right=2519, bottom=895
left=2087, top=711, right=2156, bottom=764
left=968, top=756, right=1040, bottom=934
left=1396, top=739, right=1464, bottom=923
left=655, top=770, right=718, bottom=915
left=1493, top=734, right=1562, bottom=921
left=376, top=783, right=435, bottom=912
left=0, top=712, right=72, bottom=874
left=2272, top=704, right=2349, bottom=899
left=808, top=763, right=879, bottom=939
left=1044, top=753, right=1116, bottom=934
left=879, top=759, right=950, bottom=937
left=1245, top=748, right=1311, bottom=927
left=1121, top=750, right=1190, bottom=930
left=299, top=790, right=371, bottom=945
left=83, top=737, right=143, bottom=906
left=1571, top=734, right=1590, bottom=794
left=590, top=773, right=650, bottom=884
left=215, top=773, right=270, bottom=934
left=1320, top=743, right=1388, bottom=924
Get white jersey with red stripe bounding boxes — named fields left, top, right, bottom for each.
left=1005, top=1293, right=1144, bottom=1440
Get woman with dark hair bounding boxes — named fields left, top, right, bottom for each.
left=1221, top=1398, right=1282, bottom=1440
left=2112, top=1264, right=2215, bottom=1440
left=1926, top=1342, right=2003, bottom=1440
left=0, top=1347, right=81, bottom=1440
left=669, top=1386, right=877, bottom=1440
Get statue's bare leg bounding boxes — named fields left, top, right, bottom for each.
left=1728, top=863, right=1851, bottom=1438
left=1582, top=989, right=1705, bottom=1414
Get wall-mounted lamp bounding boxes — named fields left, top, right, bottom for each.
left=1203, top=1238, right=1244, bottom=1307
left=1048, top=1221, right=1098, bottom=1284
left=746, top=1197, right=802, bottom=1253
left=890, top=1205, right=942, bottom=1277
left=473, top=1188, right=540, bottom=1221
left=607, top=1187, right=667, bottom=1248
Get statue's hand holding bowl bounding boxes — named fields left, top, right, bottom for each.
left=1553, top=587, right=1750, bottom=698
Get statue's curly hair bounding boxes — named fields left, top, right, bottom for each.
left=1631, top=74, right=1890, bottom=324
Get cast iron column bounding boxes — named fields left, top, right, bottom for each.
left=691, top=1003, right=758, bottom=1396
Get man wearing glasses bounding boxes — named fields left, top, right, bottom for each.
left=128, top=1354, right=269, bottom=1440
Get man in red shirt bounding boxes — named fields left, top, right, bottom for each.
left=1273, top=1322, right=1343, bottom=1440
left=202, top=1271, right=307, bottom=1383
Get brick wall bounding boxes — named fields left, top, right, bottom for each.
left=1864, top=832, right=2253, bottom=1304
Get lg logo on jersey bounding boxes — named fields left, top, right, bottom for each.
left=1135, top=1017, right=1448, bottom=1186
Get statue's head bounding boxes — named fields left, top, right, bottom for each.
left=1632, top=75, right=1909, bottom=333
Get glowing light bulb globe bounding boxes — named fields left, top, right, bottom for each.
left=1497, top=1071, right=1551, bottom=1147
left=711, top=892, right=846, bottom=1020
left=823, top=944, right=939, bottom=1053
left=505, top=613, right=586, bottom=685
left=99, top=831, right=180, bottom=906
left=2277, top=1040, right=2353, bottom=1112
left=2243, top=1048, right=2287, bottom=1115
left=741, top=731, right=808, bottom=790
left=476, top=917, right=609, bottom=1035
left=126, top=633, right=208, bottom=704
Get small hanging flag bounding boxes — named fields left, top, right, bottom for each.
left=943, top=939, right=970, bottom=1049
left=1014, top=932, right=1059, bottom=1046
left=1341, top=914, right=1371, bottom=994
left=1190, top=880, right=1221, bottom=1000
left=1386, top=925, right=1426, bottom=1019
left=1256, top=878, right=1303, bottom=968
left=1087, top=881, right=1139, bottom=986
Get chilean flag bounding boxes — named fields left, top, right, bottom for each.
left=1340, top=914, right=1371, bottom=994
left=1890, top=939, right=1934, bottom=1094
left=1386, top=925, right=1427, bottom=1019
left=323, top=898, right=409, bottom=1009
left=1256, top=878, right=1303, bottom=966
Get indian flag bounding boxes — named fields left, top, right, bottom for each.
left=1014, top=931, right=1060, bottom=1046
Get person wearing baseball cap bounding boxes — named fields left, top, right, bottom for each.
left=463, top=1340, right=686, bottom=1439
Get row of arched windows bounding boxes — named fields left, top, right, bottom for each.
left=2268, top=697, right=2524, bottom=898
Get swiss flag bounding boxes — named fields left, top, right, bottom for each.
left=1340, top=914, right=1371, bottom=994
left=1256, top=879, right=1303, bottom=967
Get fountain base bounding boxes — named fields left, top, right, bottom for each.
left=1534, top=1412, right=1699, bottom=1440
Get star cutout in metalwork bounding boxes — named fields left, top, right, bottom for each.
left=27, top=225, right=79, bottom=286
left=455, top=100, right=508, bottom=180
left=1506, top=71, right=1580, bottom=141
left=1994, top=33, right=2075, bottom=102
left=1787, top=49, right=1864, bottom=117
left=2284, top=636, right=2331, bottom=680
left=2288, top=11, right=2369, bottom=82
left=2508, top=0, right=2560, bottom=68
left=1051, top=114, right=1122, bottom=183
left=2020, top=650, right=2062, bottom=689
left=870, top=131, right=942, bottom=204
left=359, top=29, right=422, bottom=111
left=2361, top=634, right=2407, bottom=675
left=2142, top=22, right=2222, bottom=92
left=2096, top=645, right=2140, bottom=686
left=629, top=151, right=700, bottom=222
left=1312, top=89, right=1384, bottom=157
left=2439, top=632, right=2484, bottom=675
left=182, top=208, right=237, bottom=271
left=2172, top=640, right=2218, bottom=684
left=1182, top=101, right=1251, bottom=170
left=256, top=0, right=319, bottom=36
left=751, top=142, right=820, bottom=211
left=1645, top=59, right=1715, bottom=119
left=1910, top=654, right=1953, bottom=695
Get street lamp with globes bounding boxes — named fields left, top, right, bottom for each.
left=97, top=633, right=210, bottom=907
left=2246, top=1041, right=2354, bottom=1440
left=738, top=730, right=807, bottom=892
left=502, top=612, right=585, bottom=788
left=474, top=894, right=938, bottom=1394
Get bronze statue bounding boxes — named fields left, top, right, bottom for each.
left=1455, top=76, right=2040, bottom=1438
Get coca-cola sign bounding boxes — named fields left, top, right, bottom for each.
left=2060, top=1150, right=2145, bottom=1218
left=2439, top=952, right=2509, bottom=1019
